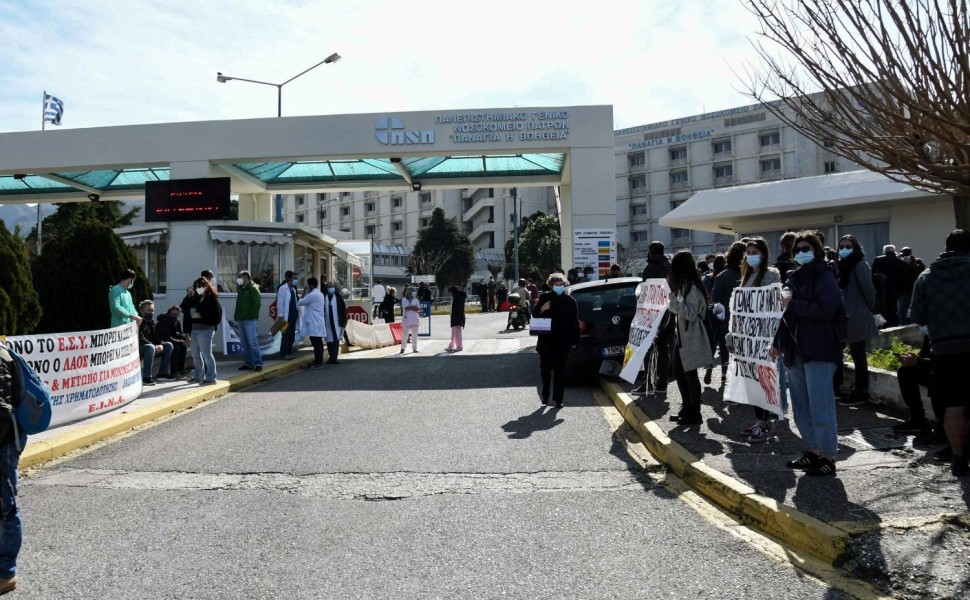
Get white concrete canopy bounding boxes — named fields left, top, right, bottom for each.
left=0, top=105, right=615, bottom=268
left=660, top=170, right=938, bottom=234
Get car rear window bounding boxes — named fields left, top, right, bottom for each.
left=572, top=284, right=638, bottom=312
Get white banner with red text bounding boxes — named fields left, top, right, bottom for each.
left=619, top=279, right=670, bottom=384
left=723, top=284, right=785, bottom=418
left=1, top=322, right=142, bottom=428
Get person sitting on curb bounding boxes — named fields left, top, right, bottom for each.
left=138, top=300, right=174, bottom=386
left=892, top=336, right=951, bottom=462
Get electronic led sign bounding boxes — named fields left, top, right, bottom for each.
left=145, top=177, right=232, bottom=222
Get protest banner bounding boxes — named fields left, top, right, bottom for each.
left=723, top=283, right=785, bottom=418
left=222, top=316, right=281, bottom=357
left=619, top=279, right=670, bottom=384
left=1, top=322, right=142, bottom=428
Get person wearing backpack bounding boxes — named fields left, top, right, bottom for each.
left=666, top=251, right=715, bottom=426
left=734, top=238, right=785, bottom=443
left=0, top=346, right=28, bottom=595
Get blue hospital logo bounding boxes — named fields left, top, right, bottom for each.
left=375, top=116, right=435, bottom=145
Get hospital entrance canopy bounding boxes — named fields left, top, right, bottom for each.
left=0, top=105, right=614, bottom=267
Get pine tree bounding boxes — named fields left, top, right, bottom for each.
left=0, top=220, right=42, bottom=334
left=32, top=220, right=152, bottom=333
left=410, top=207, right=475, bottom=289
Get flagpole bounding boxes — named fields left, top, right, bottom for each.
left=37, top=91, right=46, bottom=255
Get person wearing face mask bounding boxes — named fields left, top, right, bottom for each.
left=666, top=251, right=715, bottom=425
left=234, top=270, right=263, bottom=372
left=771, top=231, right=845, bottom=477
left=297, top=278, right=326, bottom=368
left=400, top=286, right=422, bottom=354
left=186, top=278, right=223, bottom=385
left=833, top=235, right=878, bottom=407
left=136, top=300, right=174, bottom=386
left=734, top=238, right=784, bottom=443
left=108, top=268, right=142, bottom=328
left=321, top=281, right=348, bottom=364
left=277, top=271, right=300, bottom=359
left=897, top=247, right=925, bottom=325
left=532, top=273, right=580, bottom=408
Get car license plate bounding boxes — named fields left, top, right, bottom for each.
left=601, top=345, right=625, bottom=357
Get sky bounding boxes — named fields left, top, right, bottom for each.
left=0, top=0, right=768, bottom=133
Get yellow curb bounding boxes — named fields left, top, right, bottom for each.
left=20, top=356, right=312, bottom=470
left=599, top=378, right=850, bottom=564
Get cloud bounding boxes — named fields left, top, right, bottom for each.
left=0, top=0, right=765, bottom=133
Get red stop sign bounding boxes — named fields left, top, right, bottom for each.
left=346, top=305, right=369, bottom=324
left=352, top=266, right=362, bottom=280
left=269, top=300, right=278, bottom=320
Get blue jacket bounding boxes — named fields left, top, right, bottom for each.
left=774, top=261, right=845, bottom=365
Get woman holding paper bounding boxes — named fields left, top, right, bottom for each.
left=667, top=251, right=715, bottom=425
left=533, top=272, right=580, bottom=408
left=735, top=238, right=783, bottom=444
left=771, top=231, right=845, bottom=477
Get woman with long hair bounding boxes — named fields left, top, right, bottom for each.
left=771, top=231, right=845, bottom=476
left=736, top=238, right=784, bottom=443
left=185, top=277, right=222, bottom=385
left=834, top=234, right=878, bottom=406
left=667, top=251, right=714, bottom=425
left=447, top=285, right=467, bottom=352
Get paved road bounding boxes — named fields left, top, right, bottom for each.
left=17, top=313, right=845, bottom=598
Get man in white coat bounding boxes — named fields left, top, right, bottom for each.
left=371, top=279, right=385, bottom=319
left=297, top=278, right=326, bottom=368
left=321, top=281, right=348, bottom=364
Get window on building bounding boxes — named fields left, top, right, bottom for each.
left=392, top=196, right=403, bottom=208
left=365, top=224, right=376, bottom=236
left=631, top=231, right=649, bottom=244
left=760, top=157, right=782, bottom=174
left=295, top=194, right=305, bottom=206
left=823, top=138, right=836, bottom=148
left=670, top=146, right=687, bottom=162
left=341, top=191, right=351, bottom=197
left=420, top=217, right=430, bottom=228
left=670, top=199, right=685, bottom=211
left=631, top=203, right=647, bottom=216
left=630, top=175, right=647, bottom=192
left=319, top=209, right=327, bottom=220
left=628, top=152, right=646, bottom=168
left=712, top=139, right=732, bottom=154
left=296, top=214, right=305, bottom=224
left=419, top=192, right=432, bottom=205
left=670, top=171, right=689, bottom=186
left=317, top=193, right=327, bottom=202
left=341, top=206, right=351, bottom=217
left=488, top=232, right=495, bottom=249
left=724, top=112, right=766, bottom=128
left=488, top=188, right=495, bottom=198
left=129, top=239, right=169, bottom=294
left=392, top=221, right=403, bottom=232
left=215, top=241, right=281, bottom=294
left=824, top=161, right=839, bottom=173
left=760, top=131, right=781, bottom=147
left=365, top=202, right=375, bottom=213
left=340, top=228, right=350, bottom=233
left=671, top=228, right=692, bottom=240
left=713, top=163, right=734, bottom=181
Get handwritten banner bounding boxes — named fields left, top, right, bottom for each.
left=619, top=279, right=670, bottom=384
left=723, top=284, right=785, bottom=417
left=2, top=323, right=142, bottom=428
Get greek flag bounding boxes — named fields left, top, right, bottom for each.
left=43, top=94, right=64, bottom=126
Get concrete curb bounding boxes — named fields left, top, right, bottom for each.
left=20, top=356, right=313, bottom=470
left=599, top=379, right=849, bottom=564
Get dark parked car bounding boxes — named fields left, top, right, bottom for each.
left=566, top=277, right=641, bottom=376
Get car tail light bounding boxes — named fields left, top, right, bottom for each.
left=579, top=319, right=587, bottom=333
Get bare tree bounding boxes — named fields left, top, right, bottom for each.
left=405, top=248, right=451, bottom=277
left=485, top=260, right=505, bottom=282
left=615, top=242, right=648, bottom=277
left=742, top=0, right=970, bottom=228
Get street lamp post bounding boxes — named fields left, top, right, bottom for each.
left=216, top=52, right=341, bottom=117
left=510, top=187, right=520, bottom=282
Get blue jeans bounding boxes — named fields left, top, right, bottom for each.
left=787, top=354, right=838, bottom=456
left=0, top=432, right=26, bottom=579
left=140, top=342, right=173, bottom=380
left=190, top=327, right=217, bottom=382
left=237, top=319, right=262, bottom=367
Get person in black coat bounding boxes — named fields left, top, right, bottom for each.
left=379, top=287, right=397, bottom=323
left=532, top=272, right=581, bottom=408
left=155, top=305, right=190, bottom=376
left=447, top=285, right=467, bottom=352
left=872, top=244, right=907, bottom=326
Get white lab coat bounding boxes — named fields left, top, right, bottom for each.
left=277, top=282, right=296, bottom=323
left=296, top=288, right=325, bottom=338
